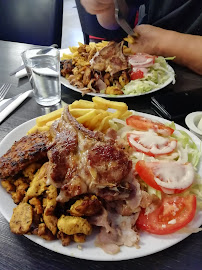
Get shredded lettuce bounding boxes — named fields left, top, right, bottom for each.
left=123, top=56, right=175, bottom=96
left=164, top=56, right=176, bottom=61
left=172, top=130, right=201, bottom=167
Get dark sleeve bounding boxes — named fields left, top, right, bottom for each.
left=126, top=0, right=146, bottom=7
left=144, top=0, right=202, bottom=35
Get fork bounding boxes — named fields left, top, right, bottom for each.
left=0, top=83, right=11, bottom=101
left=113, top=0, right=138, bottom=37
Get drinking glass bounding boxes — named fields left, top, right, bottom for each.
left=21, top=47, right=61, bottom=106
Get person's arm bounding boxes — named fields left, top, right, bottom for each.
left=129, top=25, right=202, bottom=75
left=80, top=0, right=143, bottom=30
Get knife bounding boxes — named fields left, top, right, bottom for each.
left=0, top=90, right=33, bottom=123
left=9, top=65, right=25, bottom=76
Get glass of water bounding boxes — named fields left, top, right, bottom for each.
left=21, top=47, right=61, bottom=106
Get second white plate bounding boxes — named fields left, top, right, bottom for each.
left=60, top=49, right=175, bottom=98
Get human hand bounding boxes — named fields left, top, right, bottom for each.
left=129, top=25, right=163, bottom=55
left=130, top=24, right=202, bottom=75
left=80, top=0, right=118, bottom=29
left=80, top=0, right=114, bottom=15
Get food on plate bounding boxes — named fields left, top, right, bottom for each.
left=135, top=161, right=195, bottom=194
left=0, top=132, right=49, bottom=178
left=0, top=98, right=202, bottom=255
left=127, top=131, right=177, bottom=156
left=57, top=215, right=92, bottom=236
left=27, top=108, right=64, bottom=134
left=136, top=194, right=197, bottom=235
left=10, top=202, right=33, bottom=234
left=60, top=41, right=175, bottom=96
left=126, top=115, right=174, bottom=136
left=27, top=97, right=132, bottom=134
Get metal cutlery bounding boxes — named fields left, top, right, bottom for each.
left=9, top=65, right=25, bottom=76
left=36, top=44, right=58, bottom=55
left=114, top=0, right=138, bottom=37
left=0, top=83, right=11, bottom=101
left=0, top=90, right=33, bottom=123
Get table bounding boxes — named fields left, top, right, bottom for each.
left=0, top=40, right=202, bottom=270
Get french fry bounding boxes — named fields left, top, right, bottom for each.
left=61, top=54, right=73, bottom=60
left=37, top=126, right=50, bottom=132
left=69, top=46, right=79, bottom=53
left=36, top=108, right=63, bottom=127
left=96, top=115, right=111, bottom=131
left=69, top=108, right=95, bottom=118
left=87, top=111, right=109, bottom=130
left=92, top=97, right=109, bottom=110
left=124, top=35, right=136, bottom=44
left=92, top=96, right=128, bottom=112
left=27, top=97, right=131, bottom=135
left=27, top=126, right=39, bottom=135
left=69, top=100, right=95, bottom=110
left=122, top=110, right=133, bottom=119
left=46, top=120, right=58, bottom=127
left=123, top=46, right=132, bottom=55
left=76, top=110, right=97, bottom=124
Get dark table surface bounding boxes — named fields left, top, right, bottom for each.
left=0, top=40, right=202, bottom=270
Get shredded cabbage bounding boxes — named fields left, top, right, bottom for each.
left=172, top=130, right=201, bottom=168
left=123, top=57, right=175, bottom=95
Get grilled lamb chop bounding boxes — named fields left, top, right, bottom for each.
left=47, top=106, right=132, bottom=202
left=0, top=132, right=50, bottom=178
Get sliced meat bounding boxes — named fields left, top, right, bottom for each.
left=60, top=60, right=74, bottom=77
left=0, top=132, right=49, bottom=179
left=90, top=41, right=128, bottom=75
left=89, top=206, right=139, bottom=255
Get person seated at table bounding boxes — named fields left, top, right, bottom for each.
left=80, top=0, right=202, bottom=75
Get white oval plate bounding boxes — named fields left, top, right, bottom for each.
left=60, top=49, right=175, bottom=98
left=0, top=113, right=202, bottom=261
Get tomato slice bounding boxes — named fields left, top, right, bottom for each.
left=136, top=194, right=196, bottom=235
left=127, top=132, right=177, bottom=157
left=135, top=160, right=195, bottom=194
left=126, top=115, right=174, bottom=136
left=130, top=70, right=144, bottom=80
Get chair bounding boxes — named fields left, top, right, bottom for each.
left=75, top=0, right=137, bottom=44
left=0, top=0, right=63, bottom=48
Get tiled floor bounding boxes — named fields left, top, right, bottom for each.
left=61, top=0, right=84, bottom=48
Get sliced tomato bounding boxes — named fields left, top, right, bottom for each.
left=136, top=194, right=196, bottom=235
left=127, top=132, right=177, bottom=156
left=126, top=115, right=174, bottom=136
left=135, top=160, right=195, bottom=194
left=130, top=69, right=144, bottom=80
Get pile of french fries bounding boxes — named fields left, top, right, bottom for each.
left=27, top=97, right=132, bottom=134
left=61, top=41, right=132, bottom=64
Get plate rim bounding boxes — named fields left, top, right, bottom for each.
left=0, top=112, right=201, bottom=261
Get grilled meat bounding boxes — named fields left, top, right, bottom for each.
left=60, top=59, right=74, bottom=77
left=0, top=132, right=50, bottom=179
left=47, top=106, right=132, bottom=202
left=90, top=41, right=128, bottom=76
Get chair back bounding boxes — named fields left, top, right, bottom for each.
left=0, top=0, right=63, bottom=47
